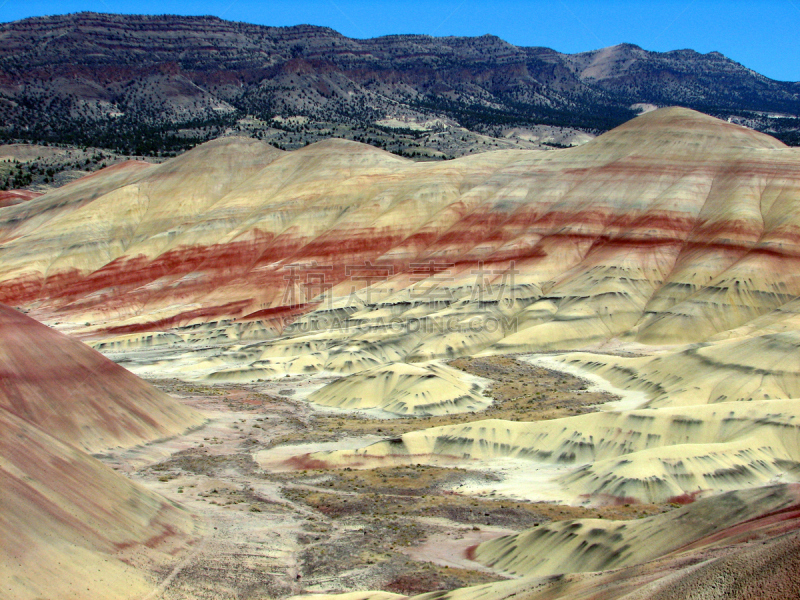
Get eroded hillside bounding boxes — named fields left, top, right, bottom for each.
left=4, top=108, right=800, bottom=599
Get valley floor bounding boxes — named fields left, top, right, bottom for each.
left=100, top=356, right=672, bottom=599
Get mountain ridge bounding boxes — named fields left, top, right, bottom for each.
left=1, top=11, right=798, bottom=158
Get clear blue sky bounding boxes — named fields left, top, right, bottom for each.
left=5, top=1, right=800, bottom=82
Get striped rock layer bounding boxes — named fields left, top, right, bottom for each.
left=0, top=107, right=798, bottom=364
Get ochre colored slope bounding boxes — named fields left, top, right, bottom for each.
left=549, top=334, right=800, bottom=409
left=0, top=160, right=154, bottom=245
left=306, top=362, right=490, bottom=416
left=473, top=484, right=800, bottom=577
left=288, top=486, right=800, bottom=600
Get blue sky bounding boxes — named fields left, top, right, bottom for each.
left=5, top=1, right=800, bottom=82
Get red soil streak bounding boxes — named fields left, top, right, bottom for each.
left=36, top=228, right=277, bottom=305
left=465, top=544, right=479, bottom=560
left=666, top=491, right=704, bottom=505
left=739, top=502, right=800, bottom=527
left=102, top=300, right=252, bottom=334
left=241, top=302, right=319, bottom=321
left=678, top=502, right=800, bottom=554
left=0, top=274, right=45, bottom=305
left=48, top=242, right=264, bottom=301
left=143, top=523, right=181, bottom=550
left=284, top=454, right=332, bottom=470
left=0, top=189, right=41, bottom=208
left=4, top=198, right=800, bottom=321
left=749, top=246, right=800, bottom=259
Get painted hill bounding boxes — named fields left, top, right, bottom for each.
left=0, top=307, right=204, bottom=598
left=301, top=397, right=800, bottom=502
left=0, top=303, right=203, bottom=452
left=306, top=362, right=490, bottom=416
left=288, top=485, right=800, bottom=600
left=0, top=108, right=798, bottom=363
left=4, top=107, right=800, bottom=510
left=4, top=105, right=800, bottom=600
left=0, top=409, right=201, bottom=600
left=472, top=484, right=800, bottom=577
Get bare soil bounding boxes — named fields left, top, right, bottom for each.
left=100, top=356, right=670, bottom=600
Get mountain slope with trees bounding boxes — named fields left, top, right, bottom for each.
left=0, top=12, right=798, bottom=156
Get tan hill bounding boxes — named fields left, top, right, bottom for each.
left=472, top=484, right=800, bottom=577
left=0, top=108, right=797, bottom=357
left=0, top=159, right=153, bottom=243
left=287, top=485, right=800, bottom=600
left=298, top=397, right=800, bottom=503
left=306, top=362, right=490, bottom=416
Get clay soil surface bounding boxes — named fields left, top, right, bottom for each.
left=99, top=356, right=671, bottom=599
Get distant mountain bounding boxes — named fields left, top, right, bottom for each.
left=1, top=12, right=798, bottom=154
